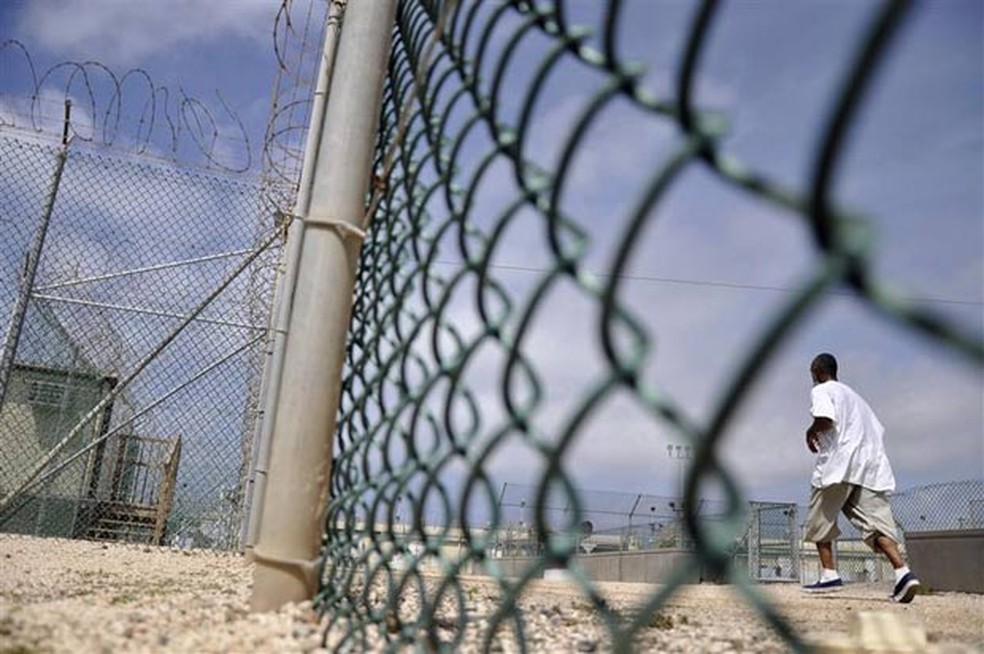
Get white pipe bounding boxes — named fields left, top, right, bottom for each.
left=31, top=293, right=267, bottom=331
left=33, top=248, right=254, bottom=291
left=240, top=0, right=347, bottom=556
left=250, top=0, right=397, bottom=612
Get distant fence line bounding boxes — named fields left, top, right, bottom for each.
left=491, top=480, right=984, bottom=583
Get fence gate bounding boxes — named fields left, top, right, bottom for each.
left=745, top=502, right=800, bottom=582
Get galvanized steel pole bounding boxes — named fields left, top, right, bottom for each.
left=0, top=101, right=71, bottom=409
left=241, top=0, right=347, bottom=557
left=250, top=0, right=397, bottom=611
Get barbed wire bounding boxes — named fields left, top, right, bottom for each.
left=0, top=39, right=252, bottom=173
left=260, top=1, right=333, bottom=199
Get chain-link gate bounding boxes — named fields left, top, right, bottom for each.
left=742, top=502, right=800, bottom=583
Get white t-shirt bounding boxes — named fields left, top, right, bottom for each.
left=809, top=380, right=896, bottom=491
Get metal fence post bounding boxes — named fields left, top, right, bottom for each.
left=748, top=503, right=760, bottom=581
left=250, top=0, right=398, bottom=612
left=0, top=102, right=71, bottom=408
left=241, top=0, right=347, bottom=558
left=789, top=505, right=801, bottom=581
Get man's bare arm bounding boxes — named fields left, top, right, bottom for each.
left=806, top=417, right=833, bottom=453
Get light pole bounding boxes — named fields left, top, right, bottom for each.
left=666, top=443, right=693, bottom=548
left=666, top=443, right=694, bottom=499
left=519, top=499, right=527, bottom=555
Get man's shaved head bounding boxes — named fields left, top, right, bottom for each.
left=811, top=353, right=838, bottom=380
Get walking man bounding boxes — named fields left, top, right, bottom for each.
left=802, top=353, right=920, bottom=603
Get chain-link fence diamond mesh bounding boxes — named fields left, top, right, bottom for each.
left=0, top=0, right=323, bottom=557
left=313, top=1, right=982, bottom=652
left=0, top=130, right=279, bottom=550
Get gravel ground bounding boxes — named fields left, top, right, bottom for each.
left=1, top=535, right=981, bottom=652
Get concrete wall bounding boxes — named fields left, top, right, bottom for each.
left=905, top=529, right=984, bottom=593
left=471, top=549, right=702, bottom=585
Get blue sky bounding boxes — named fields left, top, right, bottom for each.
left=1, top=1, right=981, bottom=516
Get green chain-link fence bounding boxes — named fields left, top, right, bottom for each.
left=314, top=0, right=982, bottom=651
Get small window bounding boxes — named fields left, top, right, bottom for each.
left=27, top=380, right=67, bottom=407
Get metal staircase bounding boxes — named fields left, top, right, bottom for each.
left=81, top=435, right=181, bottom=545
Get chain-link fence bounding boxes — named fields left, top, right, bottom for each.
left=493, top=483, right=984, bottom=587
left=1, top=0, right=981, bottom=651
left=0, top=2, right=337, bottom=553
left=495, top=482, right=732, bottom=555
left=315, top=0, right=982, bottom=652
left=892, top=479, right=984, bottom=533
left=496, top=485, right=804, bottom=586
left=0, top=131, right=279, bottom=548
left=815, top=479, right=984, bottom=585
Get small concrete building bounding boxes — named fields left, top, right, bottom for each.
left=0, top=303, right=179, bottom=544
left=0, top=363, right=118, bottom=536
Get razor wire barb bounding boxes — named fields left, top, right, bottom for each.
left=315, top=0, right=982, bottom=651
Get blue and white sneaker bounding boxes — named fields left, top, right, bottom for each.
left=891, top=572, right=920, bottom=603
left=802, top=577, right=844, bottom=593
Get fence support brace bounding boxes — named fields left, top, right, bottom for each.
left=0, top=101, right=71, bottom=409
left=250, top=0, right=398, bottom=612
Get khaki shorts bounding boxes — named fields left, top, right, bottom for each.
left=804, top=483, right=900, bottom=549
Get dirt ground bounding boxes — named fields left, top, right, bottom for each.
left=1, top=535, right=981, bottom=652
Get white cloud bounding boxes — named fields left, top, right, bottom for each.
left=17, top=0, right=272, bottom=67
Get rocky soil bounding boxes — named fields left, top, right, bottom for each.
left=1, top=535, right=981, bottom=652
